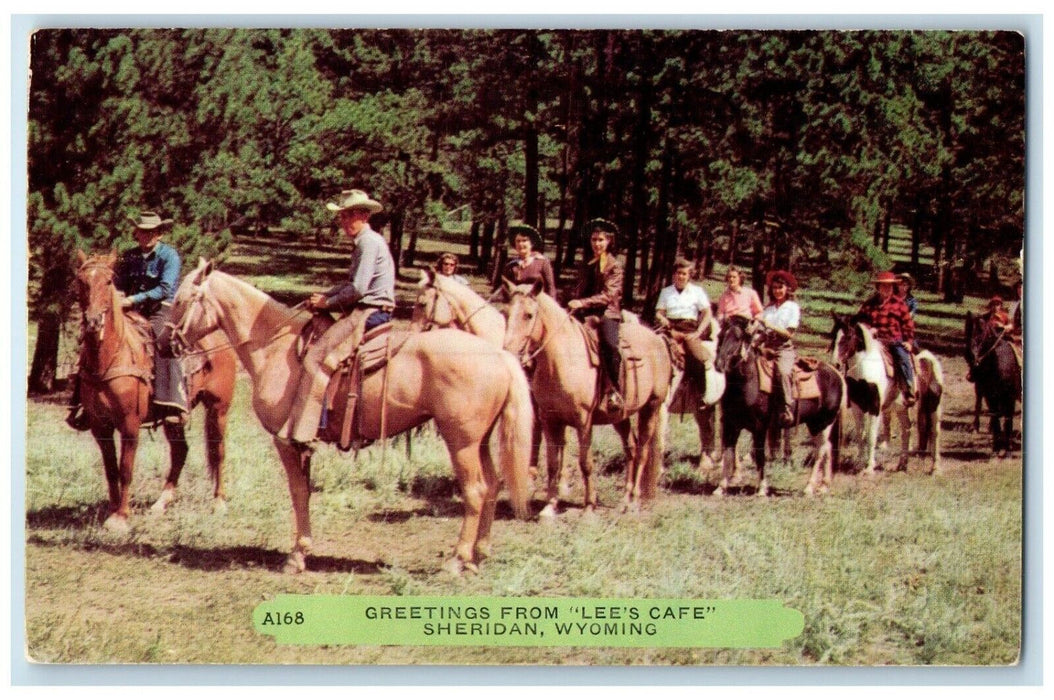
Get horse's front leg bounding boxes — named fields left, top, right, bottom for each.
left=695, top=405, right=717, bottom=474
left=104, top=423, right=139, bottom=533
left=204, top=399, right=231, bottom=511
left=539, top=422, right=565, bottom=520
left=91, top=424, right=127, bottom=533
left=894, top=404, right=912, bottom=472
left=151, top=421, right=188, bottom=515
left=274, top=438, right=314, bottom=573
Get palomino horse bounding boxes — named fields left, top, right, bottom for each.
left=658, top=317, right=725, bottom=474
left=73, top=251, right=236, bottom=532
left=830, top=315, right=944, bottom=473
left=502, top=280, right=672, bottom=515
left=410, top=269, right=505, bottom=347
left=713, top=316, right=844, bottom=496
left=169, top=259, right=533, bottom=575
left=964, top=312, right=1020, bottom=457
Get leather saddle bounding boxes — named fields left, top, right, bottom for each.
left=320, top=322, right=406, bottom=452
left=755, top=354, right=822, bottom=401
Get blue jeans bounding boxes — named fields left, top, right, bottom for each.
left=890, top=342, right=914, bottom=389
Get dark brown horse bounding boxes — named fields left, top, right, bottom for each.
left=73, top=251, right=236, bottom=532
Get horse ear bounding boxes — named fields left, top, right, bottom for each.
left=105, top=249, right=117, bottom=265
left=76, top=250, right=87, bottom=266
left=191, top=258, right=212, bottom=285
left=530, top=278, right=545, bottom=297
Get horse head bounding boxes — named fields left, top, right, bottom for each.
left=411, top=268, right=453, bottom=331
left=170, top=257, right=219, bottom=356
left=829, top=313, right=863, bottom=369
left=75, top=250, right=119, bottom=341
left=714, top=314, right=756, bottom=374
left=502, top=278, right=547, bottom=363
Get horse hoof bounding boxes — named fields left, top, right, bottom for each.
left=213, top=499, right=228, bottom=516
left=558, top=482, right=572, bottom=499
left=804, top=484, right=815, bottom=497
left=474, top=542, right=492, bottom=562
left=442, top=558, right=465, bottom=576
left=102, top=514, right=130, bottom=534
left=539, top=503, right=558, bottom=521
left=698, top=454, right=715, bottom=471
left=713, top=485, right=726, bottom=497
left=282, top=552, right=307, bottom=574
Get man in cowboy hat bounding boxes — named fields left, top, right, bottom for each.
left=567, top=218, right=625, bottom=412
left=66, top=210, right=186, bottom=429
left=279, top=189, right=396, bottom=445
left=854, top=270, right=917, bottom=405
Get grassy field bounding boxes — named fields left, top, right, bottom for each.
left=23, top=230, right=1023, bottom=666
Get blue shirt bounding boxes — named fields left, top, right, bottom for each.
left=324, top=225, right=396, bottom=311
left=115, top=241, right=181, bottom=311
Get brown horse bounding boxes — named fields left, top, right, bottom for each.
left=73, top=251, right=236, bottom=532
left=169, top=259, right=533, bottom=575
left=502, top=280, right=672, bottom=515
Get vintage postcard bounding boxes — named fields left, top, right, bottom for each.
left=17, top=18, right=1033, bottom=680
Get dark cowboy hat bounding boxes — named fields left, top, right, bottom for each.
left=897, top=272, right=915, bottom=288
left=128, top=211, right=174, bottom=230
left=508, top=223, right=544, bottom=253
left=872, top=270, right=899, bottom=285
left=765, top=269, right=798, bottom=292
left=586, top=218, right=619, bottom=237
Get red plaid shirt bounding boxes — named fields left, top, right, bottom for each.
left=856, top=294, right=915, bottom=343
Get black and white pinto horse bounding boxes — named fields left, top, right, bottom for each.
left=713, top=315, right=845, bottom=496
left=964, top=312, right=1020, bottom=457
left=830, top=315, right=944, bottom=474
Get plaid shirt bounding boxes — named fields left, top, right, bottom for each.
left=856, top=294, right=915, bottom=343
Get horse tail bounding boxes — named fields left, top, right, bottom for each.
left=642, top=398, right=669, bottom=500
left=496, top=351, right=533, bottom=520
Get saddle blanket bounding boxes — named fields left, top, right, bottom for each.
left=756, top=356, right=822, bottom=401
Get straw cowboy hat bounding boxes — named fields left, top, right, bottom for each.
left=508, top=223, right=544, bottom=252
left=128, top=211, right=174, bottom=230
left=765, top=269, right=798, bottom=292
left=872, top=271, right=899, bottom=285
left=325, top=189, right=383, bottom=214
left=897, top=272, right=915, bottom=288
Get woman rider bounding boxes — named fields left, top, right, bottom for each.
left=758, top=270, right=801, bottom=427
left=501, top=223, right=556, bottom=298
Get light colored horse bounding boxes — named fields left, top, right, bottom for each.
left=169, top=259, right=533, bottom=575
left=502, top=280, right=672, bottom=515
left=73, top=251, right=236, bottom=532
left=831, top=316, right=943, bottom=474
left=410, top=269, right=506, bottom=348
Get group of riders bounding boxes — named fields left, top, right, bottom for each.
left=66, top=187, right=1024, bottom=445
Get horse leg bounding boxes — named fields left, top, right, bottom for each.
left=614, top=419, right=639, bottom=511
left=695, top=405, right=717, bottom=473
left=91, top=425, right=127, bottom=532
left=443, top=441, right=488, bottom=575
left=528, top=417, right=543, bottom=481
left=539, top=422, right=565, bottom=520
left=752, top=428, right=770, bottom=496
left=576, top=422, right=597, bottom=514
left=473, top=435, right=500, bottom=563
left=635, top=403, right=663, bottom=503
left=972, top=387, right=983, bottom=433
left=804, top=425, right=834, bottom=496
left=102, top=422, right=139, bottom=533
left=863, top=409, right=881, bottom=474
left=895, top=405, right=911, bottom=472
left=273, top=438, right=313, bottom=574
left=151, top=421, right=189, bottom=515
left=204, top=399, right=230, bottom=512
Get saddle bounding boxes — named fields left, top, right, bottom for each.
left=755, top=354, right=822, bottom=401
left=320, top=322, right=408, bottom=452
left=80, top=310, right=154, bottom=385
left=576, top=315, right=645, bottom=414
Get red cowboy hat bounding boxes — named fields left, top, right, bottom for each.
left=988, top=295, right=1004, bottom=307
left=765, top=269, right=797, bottom=292
left=872, top=271, right=899, bottom=285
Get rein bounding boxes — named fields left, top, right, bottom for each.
left=171, top=294, right=309, bottom=359
left=422, top=285, right=500, bottom=332
left=511, top=296, right=573, bottom=367
left=972, top=325, right=1010, bottom=367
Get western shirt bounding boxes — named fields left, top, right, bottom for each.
left=324, top=225, right=396, bottom=311
left=656, top=283, right=711, bottom=321
left=115, top=241, right=181, bottom=312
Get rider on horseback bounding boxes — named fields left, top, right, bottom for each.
left=757, top=270, right=801, bottom=427
left=278, top=189, right=395, bottom=445
left=655, top=258, right=714, bottom=410
left=567, top=218, right=625, bottom=413
left=854, top=270, right=917, bottom=406
left=66, top=211, right=185, bottom=430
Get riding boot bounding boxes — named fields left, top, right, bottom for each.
left=65, top=374, right=90, bottom=431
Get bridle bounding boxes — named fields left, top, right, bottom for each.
left=417, top=284, right=500, bottom=332
left=76, top=261, right=118, bottom=340
left=505, top=292, right=571, bottom=368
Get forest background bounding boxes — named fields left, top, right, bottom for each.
left=26, top=28, right=1025, bottom=393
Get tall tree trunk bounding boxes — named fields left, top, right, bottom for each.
left=28, top=313, right=62, bottom=395
left=479, top=219, right=495, bottom=273
left=469, top=219, right=480, bottom=261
